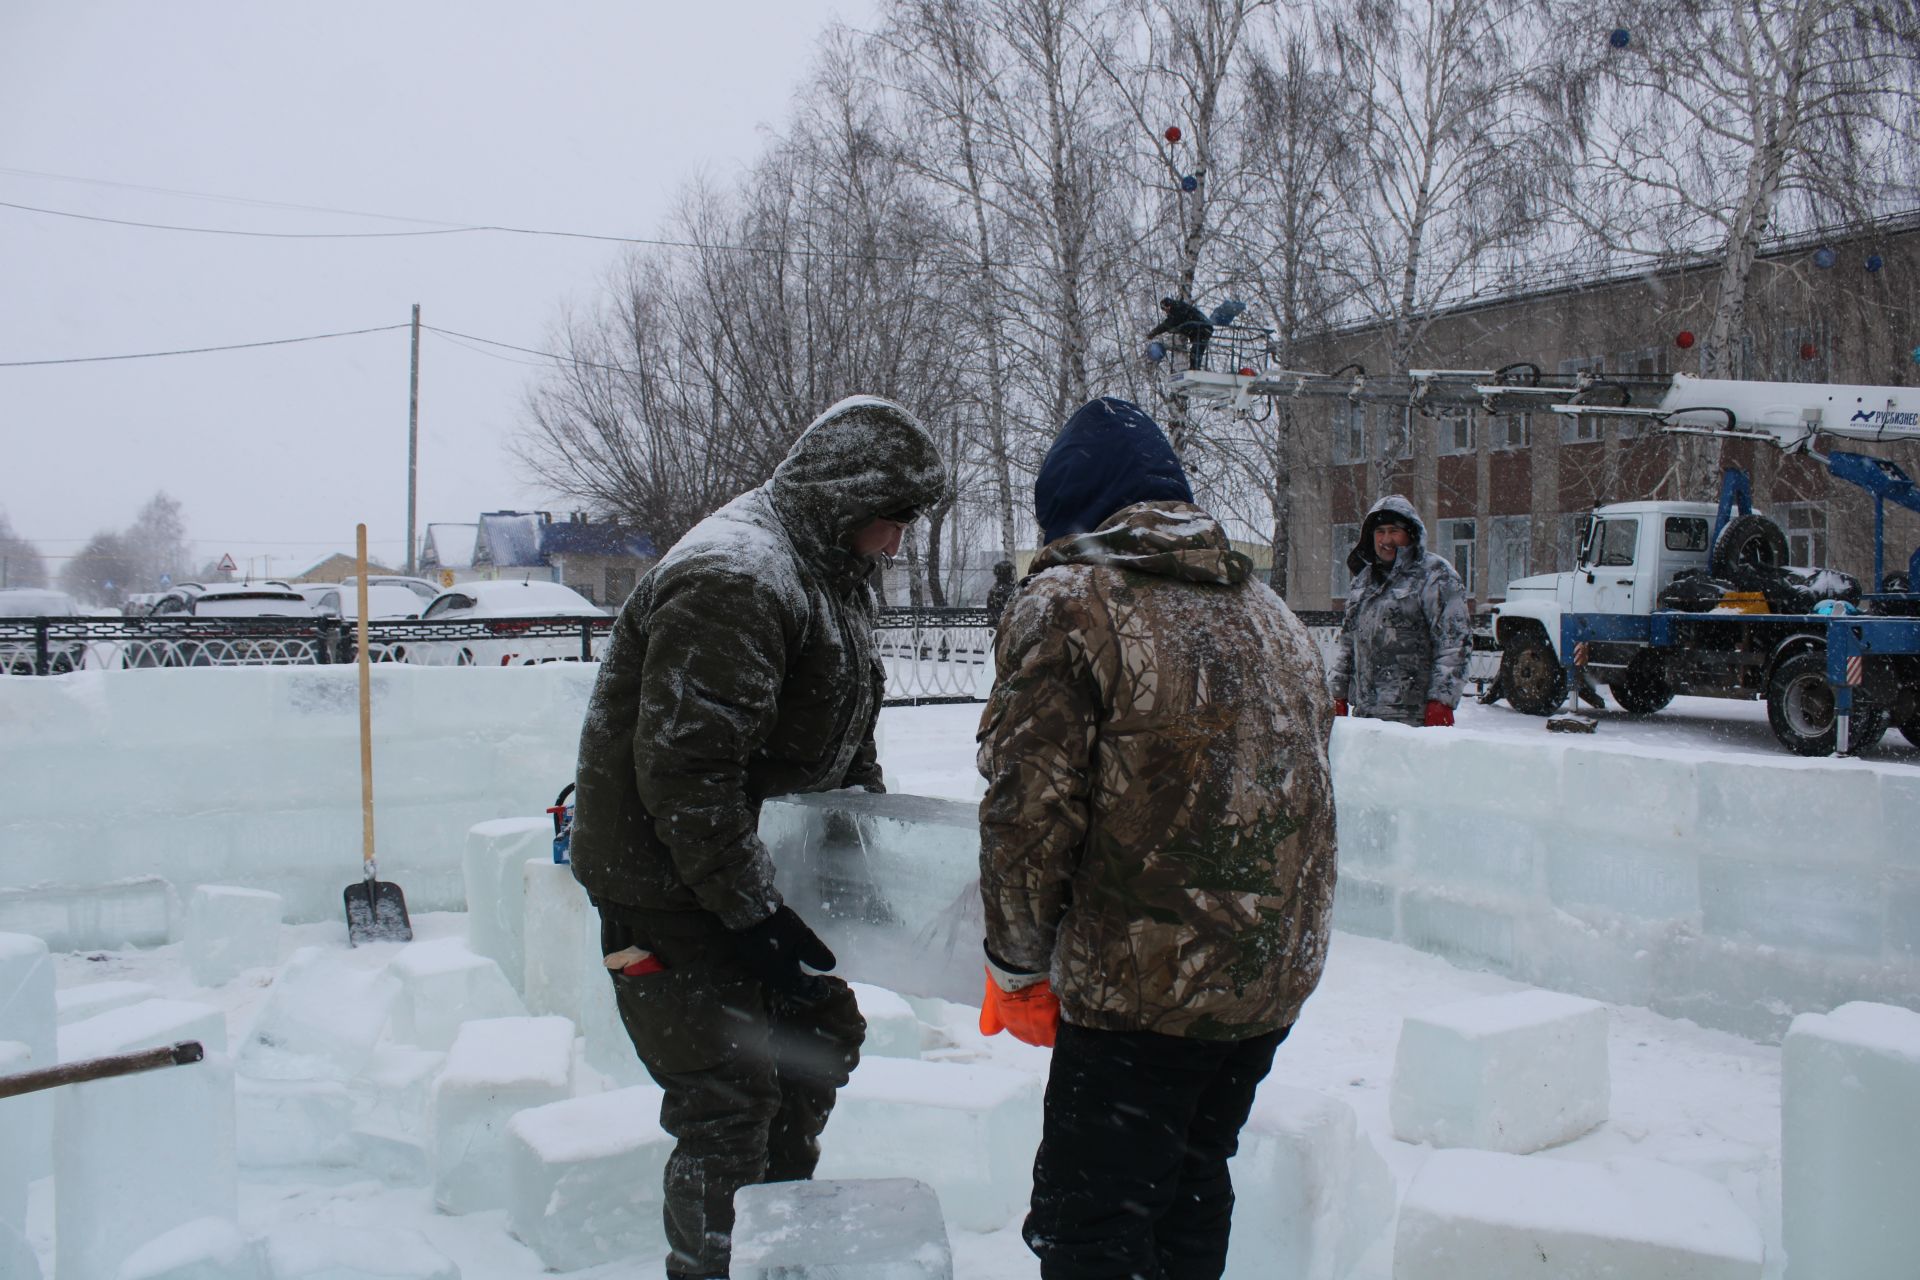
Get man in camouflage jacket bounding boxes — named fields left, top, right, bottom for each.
left=977, top=396, right=1338, bottom=1280
left=1329, top=494, right=1471, bottom=727
left=569, top=396, right=947, bottom=1280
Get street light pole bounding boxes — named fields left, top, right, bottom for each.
left=406, top=303, right=421, bottom=576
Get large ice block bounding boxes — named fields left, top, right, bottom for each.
left=759, top=792, right=984, bottom=1005
left=57, top=1053, right=237, bottom=1280
left=816, top=1057, right=1041, bottom=1231
left=0, top=932, right=54, bottom=1181
left=234, top=947, right=398, bottom=1082
left=235, top=1077, right=354, bottom=1167
left=261, top=1225, right=459, bottom=1280
left=0, top=876, right=173, bottom=951
left=384, top=937, right=525, bottom=1051
left=1394, top=1150, right=1762, bottom=1279
left=184, top=886, right=282, bottom=988
left=850, top=981, right=923, bottom=1059
left=732, top=1178, right=953, bottom=1280
left=1782, top=1001, right=1920, bottom=1280
left=430, top=1015, right=575, bottom=1213
left=1390, top=990, right=1609, bottom=1154
left=57, top=980, right=159, bottom=1024
left=115, top=1217, right=266, bottom=1280
left=351, top=1044, right=444, bottom=1143
left=1224, top=1086, right=1395, bottom=1280
left=461, top=817, right=546, bottom=993
left=0, top=1041, right=28, bottom=1232
left=504, top=1084, right=670, bottom=1271
left=61, top=998, right=228, bottom=1063
left=522, top=860, right=641, bottom=1086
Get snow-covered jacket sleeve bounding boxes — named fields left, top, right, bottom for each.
left=1422, top=560, right=1472, bottom=706
left=630, top=562, right=790, bottom=929
left=840, top=656, right=887, bottom=793
left=975, top=581, right=1097, bottom=975
left=1328, top=580, right=1360, bottom=701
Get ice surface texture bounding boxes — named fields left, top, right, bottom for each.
left=521, top=860, right=643, bottom=1085
left=1395, top=1149, right=1763, bottom=1279
left=1782, top=1001, right=1920, bottom=1280
left=385, top=937, right=525, bottom=1051
left=1389, top=990, right=1609, bottom=1153
left=261, top=1224, right=460, bottom=1280
left=731, top=1178, right=953, bottom=1280
left=236, top=947, right=397, bottom=1083
left=461, top=817, right=546, bottom=994
left=115, top=1217, right=265, bottom=1280
left=429, top=1015, right=575, bottom=1213
left=1225, top=1086, right=1395, bottom=1280
left=0, top=932, right=55, bottom=1180
left=57, top=1052, right=237, bottom=1280
left=816, top=1057, right=1041, bottom=1231
left=505, top=1085, right=670, bottom=1271
left=1332, top=720, right=1920, bottom=1040
left=1, top=1218, right=42, bottom=1280
left=0, top=1041, right=30, bottom=1233
left=185, top=886, right=282, bottom=988
left=849, top=981, right=925, bottom=1059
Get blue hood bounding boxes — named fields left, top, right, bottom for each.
left=1034, top=397, right=1194, bottom=546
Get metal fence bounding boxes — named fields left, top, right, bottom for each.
left=0, top=608, right=1490, bottom=704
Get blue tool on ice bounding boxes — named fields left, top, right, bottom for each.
left=548, top=783, right=576, bottom=864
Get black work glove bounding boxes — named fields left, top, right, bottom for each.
left=732, top=905, right=837, bottom=1001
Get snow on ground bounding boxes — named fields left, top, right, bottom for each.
left=20, top=700, right=1830, bottom=1279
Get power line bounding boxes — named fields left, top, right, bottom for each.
left=0, top=165, right=467, bottom=227
left=0, top=323, right=410, bottom=367
left=0, top=199, right=474, bottom=239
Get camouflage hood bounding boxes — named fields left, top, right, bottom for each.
left=768, top=396, right=949, bottom=576
left=1031, top=500, right=1253, bottom=586
left=1346, top=493, right=1428, bottom=576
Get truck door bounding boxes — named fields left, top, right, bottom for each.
left=1570, top=517, right=1640, bottom=614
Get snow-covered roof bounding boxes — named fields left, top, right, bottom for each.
left=478, top=512, right=547, bottom=568
left=423, top=523, right=480, bottom=569
left=540, top=521, right=656, bottom=560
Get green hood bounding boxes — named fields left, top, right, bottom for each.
left=767, top=396, right=949, bottom=570
left=1031, top=499, right=1250, bottom=585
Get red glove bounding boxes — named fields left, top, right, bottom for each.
left=979, top=969, right=1060, bottom=1048
left=1423, top=700, right=1454, bottom=727
left=1333, top=700, right=1349, bottom=717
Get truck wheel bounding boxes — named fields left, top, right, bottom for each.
left=1501, top=629, right=1567, bottom=715
left=1712, top=513, right=1789, bottom=589
left=1766, top=650, right=1889, bottom=756
left=1609, top=651, right=1673, bottom=714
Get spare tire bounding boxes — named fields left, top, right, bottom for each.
left=1712, top=513, right=1790, bottom=590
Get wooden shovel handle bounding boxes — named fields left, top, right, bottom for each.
left=356, top=525, right=375, bottom=872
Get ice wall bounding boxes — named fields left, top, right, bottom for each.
left=0, top=666, right=596, bottom=938
left=1331, top=721, right=1920, bottom=1041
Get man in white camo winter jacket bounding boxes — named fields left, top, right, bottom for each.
left=1329, top=494, right=1471, bottom=727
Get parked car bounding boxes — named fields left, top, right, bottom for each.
left=407, top=579, right=605, bottom=666
left=146, top=583, right=311, bottom=618
left=293, top=582, right=424, bottom=620
left=340, top=575, right=441, bottom=606
left=0, top=587, right=88, bottom=673
left=130, top=582, right=317, bottom=666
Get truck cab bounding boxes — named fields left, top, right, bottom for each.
left=1495, top=500, right=1717, bottom=646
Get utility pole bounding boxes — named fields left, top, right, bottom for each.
left=406, top=303, right=421, bottom=576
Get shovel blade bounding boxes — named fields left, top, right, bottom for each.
left=344, top=878, right=413, bottom=945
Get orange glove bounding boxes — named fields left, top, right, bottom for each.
left=1423, top=700, right=1454, bottom=727
left=979, top=968, right=1060, bottom=1048
left=1333, top=699, right=1349, bottom=717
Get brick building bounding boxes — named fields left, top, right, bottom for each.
left=1276, top=215, right=1920, bottom=611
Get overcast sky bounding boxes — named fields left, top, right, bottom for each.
left=0, top=0, right=873, bottom=580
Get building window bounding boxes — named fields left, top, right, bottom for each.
left=1330, top=523, right=1359, bottom=598
left=1441, top=519, right=1476, bottom=593
left=1332, top=405, right=1365, bottom=465
left=1488, top=515, right=1532, bottom=598
left=1777, top=502, right=1827, bottom=567
left=1437, top=412, right=1474, bottom=456
left=1492, top=413, right=1529, bottom=451
left=1559, top=357, right=1604, bottom=443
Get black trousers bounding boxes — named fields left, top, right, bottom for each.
left=605, top=921, right=866, bottom=1280
left=1026, top=1021, right=1288, bottom=1280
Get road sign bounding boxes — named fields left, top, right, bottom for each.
left=440, top=569, right=456, bottom=588
left=216, top=553, right=237, bottom=574
left=159, top=573, right=171, bottom=587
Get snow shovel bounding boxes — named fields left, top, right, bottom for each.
left=343, top=523, right=412, bottom=945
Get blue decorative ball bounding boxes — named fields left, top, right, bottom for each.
left=1813, top=247, right=1837, bottom=269
left=1910, top=344, right=1920, bottom=365
left=1147, top=340, right=1167, bottom=363
left=1608, top=27, right=1630, bottom=48
left=1866, top=254, right=1884, bottom=273
left=1181, top=174, right=1198, bottom=192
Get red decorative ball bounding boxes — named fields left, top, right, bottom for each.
left=1238, top=366, right=1257, bottom=377
left=1675, top=330, right=1696, bottom=349
left=1164, top=125, right=1182, bottom=143
left=1800, top=342, right=1817, bottom=361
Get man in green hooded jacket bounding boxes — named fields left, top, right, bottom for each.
left=569, top=395, right=947, bottom=1280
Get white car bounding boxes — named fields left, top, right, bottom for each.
left=293, top=581, right=424, bottom=620
left=340, top=575, right=441, bottom=607
left=408, top=579, right=606, bottom=666
left=147, top=583, right=312, bottom=619
left=0, top=587, right=87, bottom=673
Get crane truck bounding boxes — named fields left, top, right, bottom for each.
left=1172, top=342, right=1920, bottom=757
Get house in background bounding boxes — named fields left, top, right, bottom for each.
left=292, top=552, right=399, bottom=583
left=418, top=510, right=657, bottom=605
